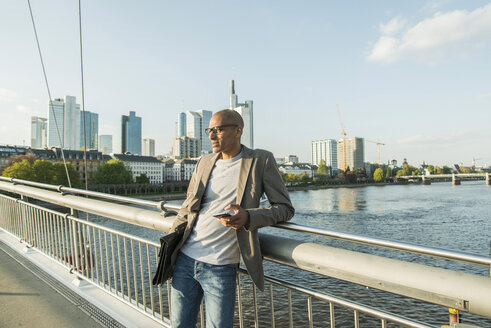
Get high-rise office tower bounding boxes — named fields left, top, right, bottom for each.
left=31, top=116, right=47, bottom=149
left=177, top=112, right=186, bottom=137
left=184, top=109, right=213, bottom=155
left=47, top=96, right=80, bottom=149
left=337, top=137, right=364, bottom=171
left=196, top=110, right=212, bottom=153
left=47, top=98, right=65, bottom=148
left=312, top=139, right=338, bottom=169
left=121, top=111, right=142, bottom=155
left=142, top=138, right=155, bottom=156
left=64, top=96, right=81, bottom=150
left=230, top=80, right=254, bottom=149
left=98, top=135, right=113, bottom=155
left=80, top=111, right=99, bottom=149
left=172, top=136, right=200, bottom=159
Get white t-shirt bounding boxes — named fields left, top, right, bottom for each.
left=180, top=151, right=242, bottom=265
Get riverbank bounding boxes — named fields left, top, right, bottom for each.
left=286, top=182, right=390, bottom=192
left=133, top=182, right=393, bottom=201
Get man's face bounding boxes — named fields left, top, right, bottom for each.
left=208, top=114, right=241, bottom=154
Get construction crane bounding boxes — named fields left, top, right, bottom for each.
left=472, top=158, right=482, bottom=169
left=336, top=104, right=347, bottom=172
left=366, top=139, right=386, bottom=167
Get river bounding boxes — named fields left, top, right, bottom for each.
left=95, top=181, right=491, bottom=327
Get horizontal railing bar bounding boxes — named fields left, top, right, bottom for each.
left=1, top=179, right=490, bottom=268
left=0, top=177, right=181, bottom=213
left=13, top=198, right=161, bottom=248
left=240, top=269, right=438, bottom=328
left=275, top=222, right=491, bottom=267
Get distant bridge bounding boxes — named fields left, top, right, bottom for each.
left=398, top=173, right=490, bottom=185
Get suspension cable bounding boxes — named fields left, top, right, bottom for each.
left=78, top=0, right=89, bottom=191
left=27, top=0, right=72, bottom=188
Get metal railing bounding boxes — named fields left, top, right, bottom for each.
left=1, top=177, right=491, bottom=327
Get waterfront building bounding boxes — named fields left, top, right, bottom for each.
left=80, top=111, right=99, bottom=150
left=230, top=80, right=254, bottom=149
left=98, top=135, right=113, bottom=155
left=172, top=136, right=200, bottom=159
left=31, top=117, right=47, bottom=149
left=161, top=158, right=175, bottom=182
left=337, top=137, right=364, bottom=171
left=278, top=162, right=317, bottom=178
left=284, top=155, right=299, bottom=164
left=312, top=139, right=338, bottom=173
left=111, top=153, right=163, bottom=184
left=142, top=138, right=155, bottom=156
left=0, top=145, right=27, bottom=174
left=46, top=148, right=103, bottom=183
left=172, top=159, right=197, bottom=181
left=121, top=111, right=142, bottom=155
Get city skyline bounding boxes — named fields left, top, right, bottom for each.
left=1, top=1, right=491, bottom=166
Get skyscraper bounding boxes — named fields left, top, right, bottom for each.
left=98, top=135, right=112, bottom=155
left=196, top=110, right=212, bottom=153
left=64, top=95, right=81, bottom=150
left=80, top=111, right=99, bottom=149
left=184, top=109, right=213, bottom=155
left=230, top=80, right=254, bottom=149
left=337, top=137, right=364, bottom=171
left=31, top=116, right=47, bottom=149
left=121, top=111, right=142, bottom=155
left=312, top=139, right=338, bottom=169
left=142, top=138, right=155, bottom=156
left=177, top=112, right=186, bottom=137
left=172, top=136, right=200, bottom=159
left=47, top=96, right=80, bottom=149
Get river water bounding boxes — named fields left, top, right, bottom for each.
left=256, top=181, right=491, bottom=327
left=96, top=181, right=491, bottom=327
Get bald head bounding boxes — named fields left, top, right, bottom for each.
left=214, top=109, right=244, bottom=128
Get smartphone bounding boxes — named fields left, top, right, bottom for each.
left=214, top=212, right=232, bottom=218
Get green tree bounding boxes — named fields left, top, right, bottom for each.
left=2, top=159, right=35, bottom=181
left=52, top=162, right=82, bottom=188
left=442, top=166, right=452, bottom=174
left=91, top=159, right=133, bottom=184
left=413, top=169, right=422, bottom=176
left=299, top=172, right=310, bottom=184
left=2, top=159, right=81, bottom=188
left=32, top=160, right=54, bottom=184
left=427, top=165, right=435, bottom=174
left=316, top=160, right=328, bottom=176
left=345, top=171, right=357, bottom=184
left=373, top=168, right=385, bottom=182
left=135, top=173, right=150, bottom=184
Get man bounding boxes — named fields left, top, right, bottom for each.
left=169, top=109, right=294, bottom=327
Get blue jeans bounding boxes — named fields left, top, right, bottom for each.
left=171, top=252, right=238, bottom=328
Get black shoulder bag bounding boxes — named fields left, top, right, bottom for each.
left=152, top=222, right=187, bottom=285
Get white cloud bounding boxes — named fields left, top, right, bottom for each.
left=15, top=105, right=33, bottom=114
left=379, top=17, right=407, bottom=36
left=397, top=131, right=471, bottom=145
left=368, top=3, right=491, bottom=63
left=0, top=88, right=18, bottom=102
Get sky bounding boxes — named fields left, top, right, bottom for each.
left=1, top=0, right=490, bottom=167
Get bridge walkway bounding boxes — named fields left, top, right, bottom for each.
left=0, top=230, right=162, bottom=328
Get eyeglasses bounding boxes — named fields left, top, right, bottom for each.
left=205, top=124, right=238, bottom=135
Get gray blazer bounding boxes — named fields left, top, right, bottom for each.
left=170, top=146, right=295, bottom=291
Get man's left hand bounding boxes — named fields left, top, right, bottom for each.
left=217, top=204, right=250, bottom=230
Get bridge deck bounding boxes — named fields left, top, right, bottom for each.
left=0, top=231, right=163, bottom=328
